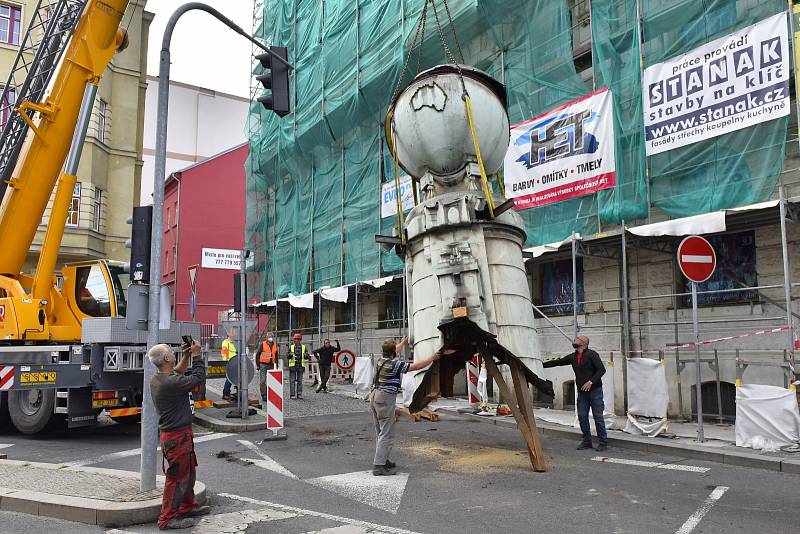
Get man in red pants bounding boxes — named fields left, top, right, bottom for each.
left=148, top=340, right=210, bottom=529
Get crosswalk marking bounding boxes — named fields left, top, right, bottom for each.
left=218, top=493, right=424, bottom=534
left=237, top=439, right=297, bottom=479
left=592, top=456, right=710, bottom=473
left=65, top=432, right=234, bottom=467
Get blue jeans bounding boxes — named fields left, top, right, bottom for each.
left=222, top=379, right=232, bottom=397
left=289, top=367, right=303, bottom=397
left=577, top=387, right=608, bottom=445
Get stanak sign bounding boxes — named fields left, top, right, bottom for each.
left=504, top=87, right=617, bottom=210
left=643, top=12, right=790, bottom=155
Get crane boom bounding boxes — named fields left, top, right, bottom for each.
left=0, top=0, right=129, bottom=277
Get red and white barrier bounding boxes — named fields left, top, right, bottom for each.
left=466, top=356, right=480, bottom=407
left=0, top=365, right=13, bottom=391
left=266, top=369, right=284, bottom=432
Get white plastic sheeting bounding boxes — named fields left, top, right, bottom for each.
left=627, top=212, right=725, bottom=237
left=287, top=292, right=314, bottom=309
left=624, top=358, right=668, bottom=437
left=353, top=357, right=373, bottom=389
left=735, top=384, right=800, bottom=451
left=400, top=372, right=416, bottom=407
left=363, top=275, right=395, bottom=288
left=523, top=239, right=566, bottom=258
left=320, top=286, right=349, bottom=303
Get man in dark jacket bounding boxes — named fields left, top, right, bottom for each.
left=312, top=339, right=340, bottom=393
left=543, top=335, right=608, bottom=451
left=148, top=341, right=211, bottom=529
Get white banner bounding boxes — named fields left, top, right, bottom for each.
left=201, top=247, right=241, bottom=270
left=643, top=12, right=790, bottom=155
left=380, top=175, right=416, bottom=219
left=504, top=87, right=617, bottom=210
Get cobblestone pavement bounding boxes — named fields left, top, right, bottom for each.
left=0, top=463, right=162, bottom=501
left=207, top=377, right=369, bottom=419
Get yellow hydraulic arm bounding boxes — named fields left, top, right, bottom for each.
left=0, top=0, right=129, bottom=288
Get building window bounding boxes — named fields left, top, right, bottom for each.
left=0, top=85, right=15, bottom=130
left=92, top=187, right=102, bottom=232
left=66, top=182, right=81, bottom=227
left=97, top=99, right=108, bottom=143
left=334, top=298, right=355, bottom=332
left=683, top=231, right=758, bottom=306
left=535, top=257, right=585, bottom=315
left=0, top=4, right=21, bottom=46
left=378, top=291, right=402, bottom=329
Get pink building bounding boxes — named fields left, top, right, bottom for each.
left=162, top=143, right=248, bottom=331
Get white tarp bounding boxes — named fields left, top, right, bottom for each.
left=624, top=358, right=668, bottom=437
left=320, top=286, right=349, bottom=303
left=266, top=300, right=277, bottom=307
left=353, top=357, right=374, bottom=389
left=400, top=372, right=416, bottom=407
left=726, top=199, right=780, bottom=212
left=627, top=211, right=726, bottom=237
left=287, top=292, right=314, bottom=309
left=363, top=275, right=394, bottom=288
left=505, top=88, right=617, bottom=210
left=643, top=13, right=790, bottom=155
left=524, top=239, right=566, bottom=258
left=735, top=384, right=800, bottom=451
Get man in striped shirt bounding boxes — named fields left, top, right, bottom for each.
left=370, top=336, right=440, bottom=476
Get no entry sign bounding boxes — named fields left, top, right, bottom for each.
left=678, top=236, right=716, bottom=283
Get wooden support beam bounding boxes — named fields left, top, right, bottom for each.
left=483, top=354, right=546, bottom=472
left=508, top=358, right=547, bottom=472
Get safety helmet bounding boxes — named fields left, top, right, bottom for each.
left=293, top=333, right=302, bottom=340
left=267, top=337, right=274, bottom=343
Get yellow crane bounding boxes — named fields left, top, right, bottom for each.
left=0, top=0, right=129, bottom=343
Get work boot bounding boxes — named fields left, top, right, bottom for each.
left=160, top=517, right=195, bottom=530
left=576, top=442, right=593, bottom=450
left=596, top=443, right=609, bottom=452
left=373, top=464, right=396, bottom=476
left=290, top=395, right=296, bottom=399
left=181, top=505, right=211, bottom=518
left=316, top=386, right=323, bottom=393
left=385, top=460, right=396, bottom=469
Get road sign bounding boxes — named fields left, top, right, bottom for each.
left=188, top=264, right=198, bottom=320
left=266, top=369, right=283, bottom=431
left=225, top=354, right=255, bottom=387
left=677, top=235, right=716, bottom=283
left=677, top=235, right=716, bottom=444
left=335, top=349, right=355, bottom=371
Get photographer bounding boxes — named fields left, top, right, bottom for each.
left=147, top=341, right=210, bottom=530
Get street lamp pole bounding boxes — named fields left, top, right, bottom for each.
left=142, top=2, right=272, bottom=493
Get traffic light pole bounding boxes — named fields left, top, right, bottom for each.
left=142, top=1, right=277, bottom=493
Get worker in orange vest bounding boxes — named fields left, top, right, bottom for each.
left=257, top=335, right=279, bottom=401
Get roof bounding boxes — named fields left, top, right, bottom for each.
left=165, top=142, right=249, bottom=186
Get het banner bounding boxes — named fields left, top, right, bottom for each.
left=503, top=87, right=617, bottom=210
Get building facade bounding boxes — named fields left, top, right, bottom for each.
left=140, top=76, right=249, bottom=205
left=0, top=0, right=153, bottom=274
left=247, top=0, right=800, bottom=418
left=161, top=143, right=247, bottom=331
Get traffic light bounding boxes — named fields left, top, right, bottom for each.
left=126, top=205, right=152, bottom=284
left=255, top=46, right=290, bottom=116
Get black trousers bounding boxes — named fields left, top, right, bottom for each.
left=319, top=364, right=332, bottom=390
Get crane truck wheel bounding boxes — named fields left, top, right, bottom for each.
left=8, top=388, right=56, bottom=434
left=0, top=392, right=10, bottom=430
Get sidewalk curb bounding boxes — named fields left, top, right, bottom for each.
left=0, top=460, right=206, bottom=527
left=437, top=408, right=799, bottom=474
left=194, top=407, right=267, bottom=433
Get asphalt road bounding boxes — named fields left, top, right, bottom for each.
left=0, top=401, right=797, bottom=534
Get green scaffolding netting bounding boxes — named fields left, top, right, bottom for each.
left=246, top=0, right=789, bottom=300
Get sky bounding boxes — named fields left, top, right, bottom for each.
left=144, top=1, right=254, bottom=98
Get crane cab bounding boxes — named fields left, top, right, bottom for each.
left=0, top=260, right=129, bottom=343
